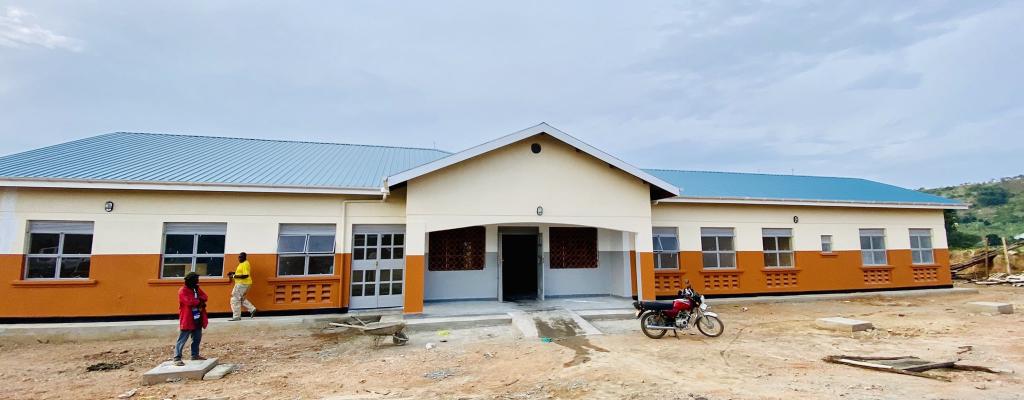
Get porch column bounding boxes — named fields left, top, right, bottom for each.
left=404, top=221, right=426, bottom=314
left=635, top=228, right=656, bottom=301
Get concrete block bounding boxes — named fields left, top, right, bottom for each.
left=202, top=363, right=236, bottom=380
left=815, top=317, right=874, bottom=332
left=965, top=302, right=1014, bottom=314
left=141, top=358, right=218, bottom=385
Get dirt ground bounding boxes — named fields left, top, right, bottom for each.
left=1, top=285, right=1022, bottom=400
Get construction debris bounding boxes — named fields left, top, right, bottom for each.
left=824, top=354, right=1013, bottom=381
left=971, top=273, right=1024, bottom=286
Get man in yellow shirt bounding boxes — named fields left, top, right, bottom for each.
left=227, top=252, right=256, bottom=321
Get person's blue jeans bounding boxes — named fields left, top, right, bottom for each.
left=173, top=327, right=202, bottom=360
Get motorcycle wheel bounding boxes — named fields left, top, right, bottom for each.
left=696, top=315, right=724, bottom=337
left=640, top=312, right=669, bottom=339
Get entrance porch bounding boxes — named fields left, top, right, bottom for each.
left=408, top=224, right=653, bottom=312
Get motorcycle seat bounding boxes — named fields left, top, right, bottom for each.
left=638, top=301, right=674, bottom=311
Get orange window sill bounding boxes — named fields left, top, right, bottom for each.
left=820, top=252, right=839, bottom=257
left=861, top=265, right=895, bottom=270
left=911, top=264, right=941, bottom=268
left=700, top=269, right=743, bottom=274
left=147, top=278, right=232, bottom=286
left=11, top=279, right=98, bottom=288
left=761, top=268, right=802, bottom=272
left=265, top=276, right=342, bottom=283
left=654, top=269, right=683, bottom=274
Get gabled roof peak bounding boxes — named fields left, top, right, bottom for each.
left=386, top=122, right=681, bottom=198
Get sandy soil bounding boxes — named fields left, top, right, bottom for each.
left=1, top=285, right=1022, bottom=400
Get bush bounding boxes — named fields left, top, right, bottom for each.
left=975, top=186, right=1010, bottom=206
left=985, top=233, right=1002, bottom=246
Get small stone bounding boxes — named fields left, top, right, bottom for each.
left=117, top=388, right=138, bottom=399
left=425, top=343, right=436, bottom=350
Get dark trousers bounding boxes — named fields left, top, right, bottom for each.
left=173, top=327, right=202, bottom=360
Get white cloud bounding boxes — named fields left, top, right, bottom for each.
left=0, top=7, right=82, bottom=51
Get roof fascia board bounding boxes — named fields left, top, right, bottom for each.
left=0, top=178, right=382, bottom=196
left=658, top=196, right=968, bottom=210
left=387, top=123, right=680, bottom=196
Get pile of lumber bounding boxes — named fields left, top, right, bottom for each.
left=824, top=355, right=1012, bottom=381
left=970, top=272, right=1024, bottom=287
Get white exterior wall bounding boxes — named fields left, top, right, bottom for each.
left=404, top=134, right=655, bottom=253
left=0, top=189, right=18, bottom=254
left=651, top=203, right=949, bottom=251
left=424, top=225, right=499, bottom=301
left=4, top=188, right=399, bottom=255
left=543, top=227, right=631, bottom=297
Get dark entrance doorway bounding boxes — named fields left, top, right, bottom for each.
left=501, top=233, right=538, bottom=301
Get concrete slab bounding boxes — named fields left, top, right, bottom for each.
left=142, top=358, right=218, bottom=385
left=575, top=309, right=636, bottom=321
left=509, top=311, right=539, bottom=338
left=815, top=317, right=874, bottom=332
left=0, top=288, right=975, bottom=343
left=965, top=301, right=1014, bottom=314
left=562, top=309, right=602, bottom=336
left=403, top=314, right=511, bottom=331
left=202, top=363, right=236, bottom=380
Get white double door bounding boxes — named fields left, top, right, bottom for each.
left=350, top=225, right=406, bottom=309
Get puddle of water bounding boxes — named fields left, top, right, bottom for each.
left=534, top=317, right=609, bottom=368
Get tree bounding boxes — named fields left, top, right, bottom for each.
left=985, top=233, right=1001, bottom=246
left=975, top=186, right=1010, bottom=206
left=944, top=210, right=981, bottom=249
left=948, top=231, right=981, bottom=249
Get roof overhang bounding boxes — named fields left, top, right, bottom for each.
left=386, top=123, right=681, bottom=198
left=658, top=196, right=968, bottom=210
left=0, top=177, right=384, bottom=196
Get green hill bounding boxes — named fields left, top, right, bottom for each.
left=924, top=175, right=1024, bottom=248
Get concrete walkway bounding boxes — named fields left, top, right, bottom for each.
left=0, top=288, right=977, bottom=342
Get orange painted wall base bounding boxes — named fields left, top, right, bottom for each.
left=0, top=253, right=349, bottom=319
left=653, top=249, right=952, bottom=297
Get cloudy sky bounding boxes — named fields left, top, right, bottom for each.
left=1, top=1, right=1021, bottom=189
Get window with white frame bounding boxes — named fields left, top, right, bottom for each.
left=278, top=224, right=336, bottom=276
left=859, top=229, right=888, bottom=266
left=161, top=223, right=226, bottom=278
left=25, top=221, right=94, bottom=279
left=910, top=229, right=935, bottom=264
left=653, top=227, right=679, bottom=269
left=700, top=228, right=735, bottom=269
left=762, top=228, right=794, bottom=268
left=820, top=235, right=833, bottom=253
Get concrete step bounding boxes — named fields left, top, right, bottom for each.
left=142, top=358, right=219, bottom=385
left=815, top=317, right=874, bottom=332
left=575, top=309, right=636, bottom=321
left=202, top=363, right=237, bottom=380
left=965, top=301, right=1014, bottom=314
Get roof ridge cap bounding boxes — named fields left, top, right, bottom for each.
left=110, top=131, right=453, bottom=154
left=643, top=168, right=866, bottom=181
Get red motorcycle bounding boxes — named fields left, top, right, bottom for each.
left=632, top=282, right=724, bottom=338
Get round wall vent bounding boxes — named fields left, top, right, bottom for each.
left=531, top=143, right=542, bottom=154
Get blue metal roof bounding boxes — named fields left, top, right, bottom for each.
left=644, top=169, right=962, bottom=206
left=0, top=132, right=450, bottom=189
left=0, top=130, right=962, bottom=207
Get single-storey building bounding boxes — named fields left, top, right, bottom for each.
left=0, top=123, right=965, bottom=319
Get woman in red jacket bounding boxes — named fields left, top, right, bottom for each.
left=173, top=272, right=208, bottom=366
